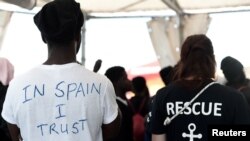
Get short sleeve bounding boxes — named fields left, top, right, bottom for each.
left=102, top=79, right=118, bottom=124
left=151, top=89, right=167, bottom=134
left=233, top=92, right=250, bottom=124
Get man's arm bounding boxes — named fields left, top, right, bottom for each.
left=7, top=123, right=21, bottom=141
left=152, top=134, right=166, bottom=141
left=102, top=109, right=122, bottom=141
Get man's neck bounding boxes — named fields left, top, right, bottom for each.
left=44, top=43, right=77, bottom=65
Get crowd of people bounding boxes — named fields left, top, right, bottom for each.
left=0, top=0, right=250, bottom=141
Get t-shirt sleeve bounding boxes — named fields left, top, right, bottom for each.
left=1, top=83, right=17, bottom=124
left=102, top=79, right=118, bottom=124
left=151, top=89, right=167, bottom=134
left=233, top=92, right=250, bottom=124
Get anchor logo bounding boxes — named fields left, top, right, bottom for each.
left=182, top=123, right=202, bottom=141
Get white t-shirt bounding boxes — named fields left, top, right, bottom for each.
left=2, top=63, right=118, bottom=141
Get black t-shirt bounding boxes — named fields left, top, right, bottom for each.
left=151, top=80, right=250, bottom=141
left=129, top=96, right=149, bottom=117
left=109, top=99, right=134, bottom=141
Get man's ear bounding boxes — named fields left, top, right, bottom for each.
left=41, top=34, right=47, bottom=43
left=75, top=32, right=82, bottom=54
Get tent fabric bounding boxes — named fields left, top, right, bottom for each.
left=147, top=13, right=211, bottom=67
left=1, top=0, right=250, bottom=14
left=182, top=14, right=211, bottom=42
left=0, top=11, right=12, bottom=50
left=0, top=0, right=249, bottom=69
left=147, top=18, right=180, bottom=67
left=1, top=0, right=35, bottom=10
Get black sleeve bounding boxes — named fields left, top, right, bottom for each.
left=151, top=89, right=167, bottom=134
left=233, top=92, right=250, bottom=124
left=240, top=87, right=250, bottom=108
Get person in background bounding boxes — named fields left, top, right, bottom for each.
left=220, top=56, right=250, bottom=108
left=105, top=66, right=134, bottom=141
left=130, top=76, right=150, bottom=117
left=159, top=66, right=174, bottom=86
left=0, top=57, right=14, bottom=141
left=144, top=65, right=174, bottom=141
left=130, top=76, right=150, bottom=141
left=151, top=34, right=250, bottom=141
left=1, top=0, right=121, bottom=141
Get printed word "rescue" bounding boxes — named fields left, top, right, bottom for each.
left=166, top=101, right=222, bottom=116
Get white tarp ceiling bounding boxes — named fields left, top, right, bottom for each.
left=1, top=0, right=250, bottom=69
left=1, top=0, right=250, bottom=14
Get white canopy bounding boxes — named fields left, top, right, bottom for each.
left=1, top=0, right=250, bottom=71
left=1, top=0, right=250, bottom=14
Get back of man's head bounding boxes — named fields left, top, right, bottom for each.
left=220, top=56, right=245, bottom=83
left=132, top=76, right=147, bottom=93
left=34, top=0, right=84, bottom=44
left=105, top=66, right=125, bottom=84
left=160, top=66, right=173, bottom=85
